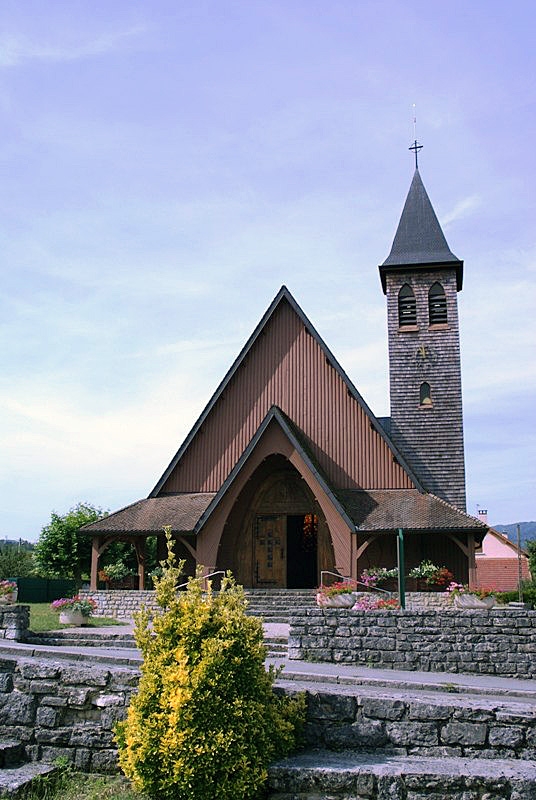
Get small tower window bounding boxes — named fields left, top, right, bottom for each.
left=429, top=282, right=447, bottom=325
left=420, top=382, right=432, bottom=406
left=398, top=284, right=416, bottom=326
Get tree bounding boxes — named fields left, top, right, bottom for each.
left=116, top=528, right=305, bottom=800
left=527, top=540, right=536, bottom=583
left=34, top=503, right=108, bottom=585
left=0, top=546, right=35, bottom=579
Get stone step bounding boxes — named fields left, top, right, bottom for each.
left=0, top=742, right=23, bottom=769
left=30, top=630, right=134, bottom=640
left=265, top=640, right=288, bottom=657
left=26, top=631, right=289, bottom=654
left=0, top=761, right=57, bottom=798
left=25, top=635, right=137, bottom=649
left=267, top=749, right=536, bottom=799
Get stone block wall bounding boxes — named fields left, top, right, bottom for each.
left=81, top=590, right=451, bottom=620
left=79, top=590, right=158, bottom=618
left=1, top=653, right=534, bottom=775
left=0, top=605, right=29, bottom=641
left=295, top=688, right=536, bottom=761
left=0, top=655, right=138, bottom=772
left=289, top=608, right=536, bottom=678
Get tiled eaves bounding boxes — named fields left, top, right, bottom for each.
left=337, top=488, right=488, bottom=537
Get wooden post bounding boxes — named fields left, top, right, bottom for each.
left=351, top=531, right=357, bottom=580
left=134, top=539, right=146, bottom=591
left=90, top=537, right=100, bottom=591
left=467, top=532, right=477, bottom=589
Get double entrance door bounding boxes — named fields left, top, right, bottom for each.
left=254, top=513, right=317, bottom=589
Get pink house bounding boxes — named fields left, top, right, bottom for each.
left=475, top=517, right=531, bottom=591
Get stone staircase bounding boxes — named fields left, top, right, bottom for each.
left=244, top=589, right=316, bottom=623
left=27, top=627, right=289, bottom=659
left=10, top=611, right=536, bottom=797
left=0, top=739, right=56, bottom=798
left=268, top=750, right=536, bottom=799
left=266, top=672, right=536, bottom=799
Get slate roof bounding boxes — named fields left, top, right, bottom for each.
left=337, top=489, right=487, bottom=537
left=81, top=493, right=216, bottom=535
left=80, top=486, right=486, bottom=541
left=379, top=169, right=463, bottom=292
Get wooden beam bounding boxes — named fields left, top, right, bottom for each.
left=356, top=535, right=377, bottom=561
left=445, top=533, right=468, bottom=557
left=176, top=535, right=197, bottom=561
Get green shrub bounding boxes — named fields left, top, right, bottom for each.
left=495, top=582, right=536, bottom=608
left=115, top=528, right=305, bottom=800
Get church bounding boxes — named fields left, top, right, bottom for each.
left=85, top=154, right=487, bottom=591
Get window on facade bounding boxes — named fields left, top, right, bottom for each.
left=420, top=382, right=432, bottom=406
left=429, top=282, right=447, bottom=325
left=398, top=284, right=416, bottom=326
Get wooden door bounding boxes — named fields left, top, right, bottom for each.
left=254, top=515, right=286, bottom=587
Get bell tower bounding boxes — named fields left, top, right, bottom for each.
left=379, top=148, right=466, bottom=511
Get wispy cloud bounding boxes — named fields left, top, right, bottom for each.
left=441, top=195, right=482, bottom=227
left=0, top=27, right=146, bottom=67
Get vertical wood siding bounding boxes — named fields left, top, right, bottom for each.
left=161, top=299, right=414, bottom=494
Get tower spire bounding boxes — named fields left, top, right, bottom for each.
left=379, top=170, right=463, bottom=292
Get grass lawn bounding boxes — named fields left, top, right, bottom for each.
left=27, top=604, right=124, bottom=632
left=26, top=771, right=145, bottom=800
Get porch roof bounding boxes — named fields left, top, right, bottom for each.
left=81, top=493, right=216, bottom=536
left=338, top=489, right=487, bottom=537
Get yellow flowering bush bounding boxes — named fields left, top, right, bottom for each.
left=115, top=528, right=304, bottom=800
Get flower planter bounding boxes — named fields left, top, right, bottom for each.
left=59, top=610, right=86, bottom=626
left=316, top=592, right=356, bottom=608
left=454, top=594, right=495, bottom=610
left=0, top=589, right=17, bottom=604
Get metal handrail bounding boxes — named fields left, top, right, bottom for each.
left=319, top=570, right=391, bottom=596
left=176, top=570, right=226, bottom=591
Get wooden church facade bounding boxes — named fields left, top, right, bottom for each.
left=85, top=163, right=487, bottom=590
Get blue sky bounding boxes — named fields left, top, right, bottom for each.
left=1, top=0, right=535, bottom=540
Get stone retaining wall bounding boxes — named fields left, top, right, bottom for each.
left=79, top=590, right=158, bottom=618
left=0, top=655, right=138, bottom=772
left=81, top=590, right=450, bottom=619
left=293, top=685, right=536, bottom=760
left=0, top=605, right=29, bottom=641
left=0, top=653, right=534, bottom=774
left=289, top=608, right=536, bottom=678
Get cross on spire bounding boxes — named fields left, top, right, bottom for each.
left=409, top=139, right=423, bottom=169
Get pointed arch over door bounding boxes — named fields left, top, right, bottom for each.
left=216, top=454, right=334, bottom=588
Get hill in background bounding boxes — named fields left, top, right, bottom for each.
left=494, top=522, right=536, bottom=549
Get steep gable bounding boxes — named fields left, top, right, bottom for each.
left=152, top=287, right=421, bottom=496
